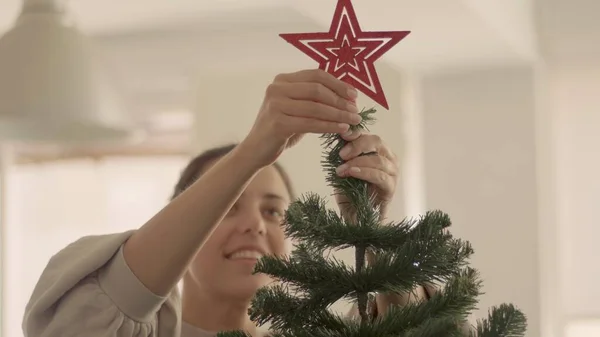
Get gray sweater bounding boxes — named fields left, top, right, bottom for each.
left=22, top=230, right=243, bottom=337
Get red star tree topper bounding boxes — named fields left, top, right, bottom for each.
left=280, top=0, right=410, bottom=109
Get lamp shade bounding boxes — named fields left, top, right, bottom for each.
left=0, top=0, right=140, bottom=144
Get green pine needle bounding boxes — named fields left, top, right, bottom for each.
left=473, top=304, right=527, bottom=337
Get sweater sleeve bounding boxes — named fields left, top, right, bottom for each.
left=22, top=231, right=181, bottom=337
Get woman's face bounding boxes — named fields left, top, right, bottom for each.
left=187, top=164, right=290, bottom=300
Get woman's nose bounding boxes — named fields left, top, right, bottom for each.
left=240, top=209, right=266, bottom=234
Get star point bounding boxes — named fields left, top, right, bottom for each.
left=279, top=0, right=410, bottom=109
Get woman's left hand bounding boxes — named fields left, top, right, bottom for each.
left=334, top=129, right=399, bottom=219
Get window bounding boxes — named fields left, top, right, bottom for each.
left=1, top=156, right=188, bottom=337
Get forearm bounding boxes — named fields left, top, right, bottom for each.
left=123, top=141, right=263, bottom=296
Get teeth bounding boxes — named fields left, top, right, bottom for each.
left=229, top=250, right=263, bottom=260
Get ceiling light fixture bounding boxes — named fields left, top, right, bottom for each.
left=0, top=0, right=142, bottom=144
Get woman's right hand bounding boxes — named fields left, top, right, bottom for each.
left=242, top=69, right=362, bottom=167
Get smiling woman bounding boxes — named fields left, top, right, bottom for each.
left=171, top=143, right=296, bottom=325
left=19, top=68, right=416, bottom=337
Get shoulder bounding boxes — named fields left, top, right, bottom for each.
left=23, top=230, right=180, bottom=337
left=30, top=230, right=137, bottom=295
left=24, top=231, right=136, bottom=314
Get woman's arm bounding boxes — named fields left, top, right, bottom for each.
left=123, top=140, right=263, bottom=296
left=124, top=69, right=359, bottom=298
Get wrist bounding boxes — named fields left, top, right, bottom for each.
left=233, top=137, right=269, bottom=172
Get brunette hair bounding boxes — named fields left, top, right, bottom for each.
left=171, top=143, right=295, bottom=200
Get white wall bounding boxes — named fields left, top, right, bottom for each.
left=420, top=65, right=540, bottom=335
left=411, top=58, right=600, bottom=336
left=550, top=60, right=600, bottom=320
left=535, top=0, right=600, bottom=334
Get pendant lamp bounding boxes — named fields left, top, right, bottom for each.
left=0, top=0, right=141, bottom=143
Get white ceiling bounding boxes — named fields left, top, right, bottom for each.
left=0, top=0, right=281, bottom=34
left=1, top=0, right=538, bottom=70
left=1, top=0, right=596, bottom=159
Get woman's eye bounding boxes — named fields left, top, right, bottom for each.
left=264, top=208, right=284, bottom=219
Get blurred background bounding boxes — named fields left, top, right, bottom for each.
left=0, top=0, right=597, bottom=336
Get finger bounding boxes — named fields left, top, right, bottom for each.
left=335, top=154, right=397, bottom=178
left=275, top=69, right=358, bottom=101
left=340, top=128, right=362, bottom=142
left=339, top=133, right=394, bottom=161
left=337, top=166, right=395, bottom=192
left=279, top=82, right=358, bottom=114
left=279, top=114, right=350, bottom=135
left=273, top=98, right=361, bottom=126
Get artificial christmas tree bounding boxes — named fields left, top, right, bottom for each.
left=218, top=108, right=527, bottom=337
left=219, top=0, right=527, bottom=335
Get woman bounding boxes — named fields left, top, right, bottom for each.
left=22, top=69, right=436, bottom=337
